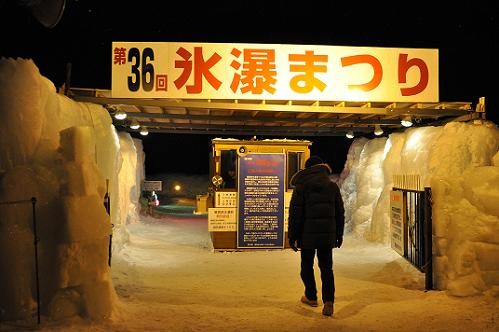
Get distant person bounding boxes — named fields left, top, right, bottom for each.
left=288, top=155, right=345, bottom=317
left=223, top=155, right=237, bottom=189
left=148, top=191, right=159, bottom=213
left=224, top=169, right=236, bottom=188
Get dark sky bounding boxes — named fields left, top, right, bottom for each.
left=140, top=133, right=351, bottom=175
left=1, top=0, right=497, bottom=175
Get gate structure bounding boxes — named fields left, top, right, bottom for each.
left=391, top=175, right=433, bottom=290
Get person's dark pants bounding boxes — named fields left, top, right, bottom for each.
left=300, top=248, right=335, bottom=303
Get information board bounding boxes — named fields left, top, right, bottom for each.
left=237, top=153, right=285, bottom=249
left=390, top=190, right=405, bottom=256
left=142, top=180, right=162, bottom=191
left=214, top=191, right=237, bottom=207
left=208, top=208, right=236, bottom=232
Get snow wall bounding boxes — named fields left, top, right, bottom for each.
left=339, top=124, right=499, bottom=296
left=0, top=58, right=142, bottom=322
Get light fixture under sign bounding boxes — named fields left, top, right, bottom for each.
left=374, top=124, right=384, bottom=136
left=114, top=110, right=127, bottom=120
left=401, top=116, right=413, bottom=127
left=130, top=119, right=140, bottom=130
left=139, top=127, right=149, bottom=136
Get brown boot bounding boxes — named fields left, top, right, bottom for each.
left=300, top=295, right=318, bottom=307
left=322, top=301, right=334, bottom=316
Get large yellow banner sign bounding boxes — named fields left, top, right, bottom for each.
left=112, top=42, right=438, bottom=102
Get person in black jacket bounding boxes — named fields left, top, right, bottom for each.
left=288, top=155, right=345, bottom=317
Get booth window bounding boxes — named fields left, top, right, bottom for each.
left=287, top=152, right=304, bottom=189
left=220, top=149, right=237, bottom=189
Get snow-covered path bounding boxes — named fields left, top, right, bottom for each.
left=31, top=214, right=498, bottom=331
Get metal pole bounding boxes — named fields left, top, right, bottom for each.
left=31, top=197, right=41, bottom=324
left=64, top=62, right=72, bottom=96
left=424, top=188, right=433, bottom=290
left=104, top=179, right=112, bottom=266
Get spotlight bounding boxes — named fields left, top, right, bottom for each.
left=114, top=110, right=127, bottom=120
left=346, top=130, right=354, bottom=139
left=374, top=124, right=384, bottom=136
left=401, top=116, right=413, bottom=127
left=130, top=119, right=140, bottom=130
left=139, top=127, right=149, bottom=136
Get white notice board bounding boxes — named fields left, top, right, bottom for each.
left=390, top=190, right=405, bottom=256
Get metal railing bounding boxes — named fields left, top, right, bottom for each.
left=393, top=174, right=433, bottom=290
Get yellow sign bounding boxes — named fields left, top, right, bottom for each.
left=112, top=42, right=438, bottom=102
left=208, top=208, right=236, bottom=232
left=215, top=191, right=237, bottom=207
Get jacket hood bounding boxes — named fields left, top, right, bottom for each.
left=290, top=163, right=332, bottom=186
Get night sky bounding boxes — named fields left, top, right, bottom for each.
left=1, top=0, right=497, bottom=175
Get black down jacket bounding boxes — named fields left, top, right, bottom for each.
left=288, top=163, right=345, bottom=249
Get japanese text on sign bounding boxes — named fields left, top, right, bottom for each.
left=215, top=191, right=237, bottom=207
left=390, top=190, right=405, bottom=256
left=237, top=154, right=285, bottom=249
left=112, top=42, right=439, bottom=102
left=208, top=208, right=236, bottom=232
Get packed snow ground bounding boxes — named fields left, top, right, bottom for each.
left=10, top=213, right=496, bottom=332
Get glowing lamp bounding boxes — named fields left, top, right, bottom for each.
left=114, top=110, right=127, bottom=120
left=140, top=127, right=149, bottom=136
left=130, top=119, right=140, bottom=130
left=401, top=116, right=413, bottom=127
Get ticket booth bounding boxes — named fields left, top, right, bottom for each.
left=207, top=138, right=311, bottom=250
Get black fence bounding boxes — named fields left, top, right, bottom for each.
left=393, top=187, right=433, bottom=290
